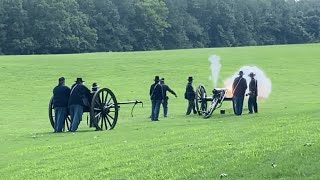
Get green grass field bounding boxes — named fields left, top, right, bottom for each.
left=0, top=44, right=319, bottom=179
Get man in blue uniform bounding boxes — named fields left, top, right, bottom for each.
left=160, top=78, right=177, bottom=117
left=247, top=72, right=258, bottom=114
left=150, top=76, right=163, bottom=121
left=89, top=82, right=99, bottom=128
left=185, top=76, right=197, bottom=115
left=91, top=82, right=99, bottom=92
left=232, top=71, right=247, bottom=115
left=52, top=77, right=70, bottom=133
left=68, top=78, right=91, bottom=132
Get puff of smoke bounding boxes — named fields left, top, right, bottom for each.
left=208, top=55, right=222, bottom=88
left=224, top=66, right=272, bottom=99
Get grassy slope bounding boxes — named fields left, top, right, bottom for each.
left=0, top=44, right=319, bottom=179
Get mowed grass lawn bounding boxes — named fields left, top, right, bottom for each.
left=0, top=44, right=319, bottom=179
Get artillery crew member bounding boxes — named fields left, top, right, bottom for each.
left=52, top=77, right=71, bottom=133
left=185, top=76, right=197, bottom=115
left=68, top=78, right=91, bottom=132
left=89, top=82, right=99, bottom=128
left=247, top=72, right=258, bottom=114
left=149, top=76, right=159, bottom=119
left=149, top=76, right=163, bottom=121
left=91, top=82, right=99, bottom=92
left=160, top=78, right=177, bottom=117
left=232, top=71, right=247, bottom=115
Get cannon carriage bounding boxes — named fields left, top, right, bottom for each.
left=195, top=84, right=232, bottom=118
left=49, top=86, right=142, bottom=131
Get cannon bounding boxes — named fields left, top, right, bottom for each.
left=48, top=86, right=143, bottom=131
left=195, top=84, right=232, bottom=118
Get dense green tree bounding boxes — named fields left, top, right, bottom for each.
left=209, top=0, right=237, bottom=47
left=162, top=0, right=208, bottom=49
left=0, top=0, right=319, bottom=54
left=233, top=1, right=256, bottom=46
left=130, top=0, right=169, bottom=50
left=0, top=0, right=29, bottom=54
left=89, top=0, right=122, bottom=51
left=0, top=2, right=5, bottom=54
left=24, top=0, right=97, bottom=54
left=111, top=0, right=137, bottom=51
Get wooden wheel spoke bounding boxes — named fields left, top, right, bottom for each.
left=100, top=91, right=104, bottom=104
left=106, top=97, right=113, bottom=105
left=95, top=113, right=101, bottom=124
left=100, top=116, right=104, bottom=128
left=65, top=116, right=70, bottom=131
left=107, top=111, right=115, bottom=118
left=105, top=115, right=113, bottom=127
left=66, top=123, right=69, bottom=131
left=106, top=103, right=115, bottom=109
left=99, top=113, right=104, bottom=121
left=107, top=113, right=115, bottom=121
left=95, top=112, right=101, bottom=118
left=104, top=92, right=109, bottom=104
left=95, top=98, right=101, bottom=105
left=103, top=117, right=108, bottom=130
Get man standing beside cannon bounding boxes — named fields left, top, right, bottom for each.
left=68, top=78, right=91, bottom=132
left=52, top=77, right=70, bottom=133
left=185, top=76, right=197, bottom=115
left=232, top=71, right=247, bottom=116
left=247, top=72, right=258, bottom=114
left=160, top=78, right=177, bottom=117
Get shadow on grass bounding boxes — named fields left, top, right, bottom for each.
left=32, top=128, right=102, bottom=136
left=184, top=112, right=238, bottom=120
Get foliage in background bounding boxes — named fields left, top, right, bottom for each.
left=0, top=0, right=320, bottom=54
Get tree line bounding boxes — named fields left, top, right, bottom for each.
left=0, top=0, right=319, bottom=55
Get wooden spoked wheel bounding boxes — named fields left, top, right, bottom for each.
left=195, top=84, right=208, bottom=116
left=90, top=88, right=119, bottom=130
left=48, top=97, right=71, bottom=131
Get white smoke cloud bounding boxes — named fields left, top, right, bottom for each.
left=208, top=55, right=222, bottom=88
left=224, top=66, right=272, bottom=99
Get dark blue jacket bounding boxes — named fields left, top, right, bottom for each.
left=68, top=83, right=91, bottom=106
left=53, top=85, right=71, bottom=108
left=249, top=79, right=258, bottom=96
left=150, top=83, right=157, bottom=98
left=232, top=76, right=247, bottom=97
left=185, top=82, right=195, bottom=100
left=161, top=83, right=176, bottom=98
left=150, top=83, right=164, bottom=100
